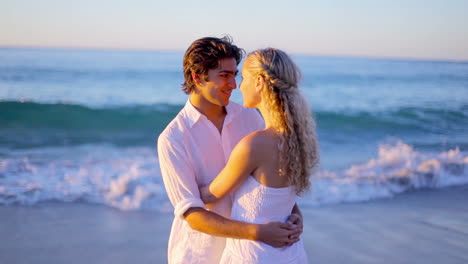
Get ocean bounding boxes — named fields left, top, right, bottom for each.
left=1, top=47, right=467, bottom=211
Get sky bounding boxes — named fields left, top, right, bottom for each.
left=1, top=0, right=468, bottom=61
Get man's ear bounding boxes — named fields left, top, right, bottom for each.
left=255, top=75, right=265, bottom=93
left=191, top=72, right=204, bottom=86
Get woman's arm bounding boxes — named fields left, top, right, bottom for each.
left=199, top=133, right=260, bottom=204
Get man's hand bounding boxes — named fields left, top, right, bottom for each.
left=286, top=213, right=303, bottom=240
left=256, top=221, right=301, bottom=248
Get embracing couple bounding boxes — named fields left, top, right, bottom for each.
left=157, top=36, right=319, bottom=264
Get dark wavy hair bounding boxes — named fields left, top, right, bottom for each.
left=182, top=36, right=244, bottom=94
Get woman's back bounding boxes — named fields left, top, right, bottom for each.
left=249, top=129, right=290, bottom=189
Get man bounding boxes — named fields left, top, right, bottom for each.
left=157, top=36, right=302, bottom=264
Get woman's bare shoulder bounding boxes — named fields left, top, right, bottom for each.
left=237, top=129, right=278, bottom=154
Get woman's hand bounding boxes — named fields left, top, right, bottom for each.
left=199, top=185, right=218, bottom=204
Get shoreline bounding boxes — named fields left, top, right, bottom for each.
left=1, top=185, right=467, bottom=264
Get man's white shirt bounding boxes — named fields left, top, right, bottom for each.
left=157, top=100, right=264, bottom=264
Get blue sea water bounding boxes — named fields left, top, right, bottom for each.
left=1, top=47, right=467, bottom=211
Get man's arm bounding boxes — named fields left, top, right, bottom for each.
left=184, top=207, right=300, bottom=248
left=188, top=134, right=302, bottom=247
left=157, top=133, right=299, bottom=247
left=157, top=134, right=206, bottom=218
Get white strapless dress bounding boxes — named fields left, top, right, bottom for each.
left=220, top=176, right=308, bottom=264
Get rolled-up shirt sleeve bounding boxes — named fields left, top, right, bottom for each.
left=157, top=133, right=205, bottom=219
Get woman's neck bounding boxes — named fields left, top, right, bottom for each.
left=257, top=101, right=275, bottom=130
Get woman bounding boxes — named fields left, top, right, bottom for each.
left=200, top=48, right=319, bottom=263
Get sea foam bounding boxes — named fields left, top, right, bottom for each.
left=300, top=141, right=468, bottom=206
left=0, top=145, right=170, bottom=211
left=0, top=141, right=467, bottom=211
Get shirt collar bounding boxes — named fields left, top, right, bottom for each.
left=224, top=101, right=242, bottom=127
left=183, top=99, right=242, bottom=128
left=183, top=99, right=203, bottom=128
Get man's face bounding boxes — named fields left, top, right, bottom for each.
left=197, top=57, right=238, bottom=107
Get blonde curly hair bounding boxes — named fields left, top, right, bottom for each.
left=246, top=48, right=319, bottom=195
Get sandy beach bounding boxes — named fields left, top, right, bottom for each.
left=1, top=185, right=467, bottom=264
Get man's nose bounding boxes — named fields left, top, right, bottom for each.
left=228, top=77, right=237, bottom=89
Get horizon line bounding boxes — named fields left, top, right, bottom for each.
left=1, top=44, right=467, bottom=64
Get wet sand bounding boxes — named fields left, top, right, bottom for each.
left=1, top=185, right=467, bottom=264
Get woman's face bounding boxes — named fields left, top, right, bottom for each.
left=240, top=58, right=261, bottom=108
